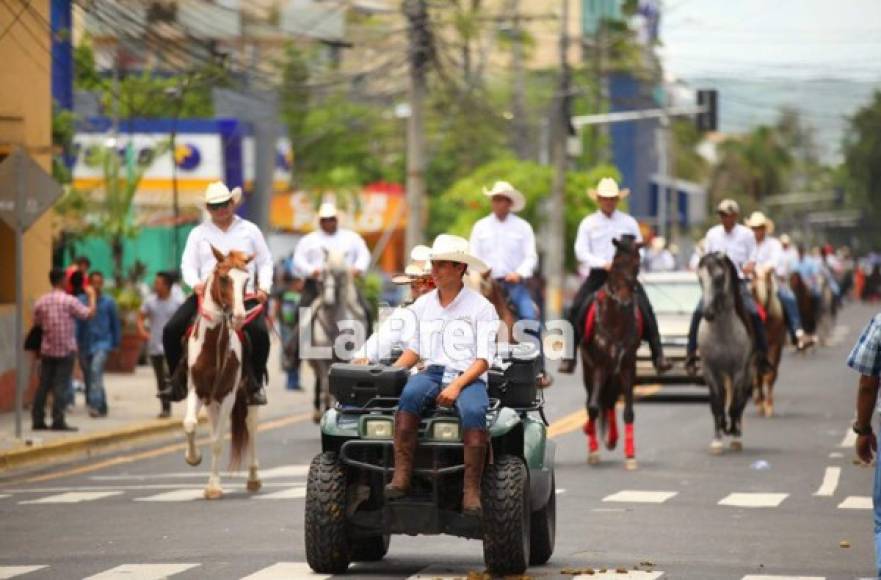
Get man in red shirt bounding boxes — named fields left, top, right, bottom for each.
left=32, top=268, right=96, bottom=431
left=64, top=256, right=90, bottom=294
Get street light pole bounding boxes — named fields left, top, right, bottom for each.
left=404, top=0, right=429, bottom=251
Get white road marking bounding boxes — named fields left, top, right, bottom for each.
left=90, top=464, right=310, bottom=482
left=839, top=429, right=857, bottom=448
left=0, top=494, right=10, bottom=500
left=134, top=489, right=205, bottom=502
left=18, top=491, right=123, bottom=505
left=838, top=496, right=872, bottom=510
left=813, top=467, right=841, bottom=497
left=718, top=493, right=789, bottom=508
left=603, top=490, right=678, bottom=504
left=240, top=562, right=329, bottom=579
left=254, top=487, right=306, bottom=500
left=742, top=576, right=825, bottom=580
left=83, top=564, right=200, bottom=580
left=574, top=571, right=664, bottom=579
left=408, top=565, right=483, bottom=578
left=555, top=488, right=567, bottom=495
left=1, top=482, right=302, bottom=493
left=828, top=452, right=844, bottom=459
left=0, top=566, right=48, bottom=579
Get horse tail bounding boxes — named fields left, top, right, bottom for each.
left=229, top=386, right=249, bottom=470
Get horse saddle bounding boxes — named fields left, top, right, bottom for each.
left=584, top=289, right=644, bottom=344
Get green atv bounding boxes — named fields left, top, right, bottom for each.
left=304, top=344, right=556, bottom=575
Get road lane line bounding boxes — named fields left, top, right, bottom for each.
left=240, top=562, right=330, bottom=579
left=83, top=564, right=200, bottom=580
left=828, top=452, right=843, bottom=459
left=0, top=482, right=306, bottom=494
left=0, top=566, right=48, bottom=579
left=838, top=496, right=872, bottom=510
left=89, top=464, right=310, bottom=481
left=18, top=491, right=122, bottom=504
left=718, top=493, right=788, bottom=508
left=603, top=490, right=678, bottom=504
left=0, top=494, right=10, bottom=499
left=547, top=385, right=662, bottom=440
left=839, top=429, right=857, bottom=448
left=134, top=489, right=204, bottom=502
left=813, top=466, right=841, bottom=497
left=574, top=571, right=664, bottom=579
left=742, top=576, right=825, bottom=580
left=254, top=486, right=306, bottom=500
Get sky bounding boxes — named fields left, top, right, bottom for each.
left=659, top=0, right=881, bottom=81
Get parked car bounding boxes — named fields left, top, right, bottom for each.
left=636, top=271, right=705, bottom=385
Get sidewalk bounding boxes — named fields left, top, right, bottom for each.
left=0, top=336, right=316, bottom=472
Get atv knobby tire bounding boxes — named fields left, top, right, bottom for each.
left=351, top=534, right=390, bottom=562
left=529, top=473, right=556, bottom=565
left=304, top=452, right=352, bottom=573
left=482, top=454, right=530, bottom=575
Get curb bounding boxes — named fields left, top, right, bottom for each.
left=0, top=417, right=191, bottom=473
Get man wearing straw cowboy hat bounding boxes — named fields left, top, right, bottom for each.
left=558, top=177, right=671, bottom=375
left=386, top=234, right=499, bottom=517
left=352, top=245, right=435, bottom=364
left=163, top=181, right=274, bottom=405
left=746, top=210, right=811, bottom=350
left=469, top=180, right=551, bottom=386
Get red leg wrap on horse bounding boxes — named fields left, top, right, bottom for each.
left=584, top=420, right=599, bottom=453
left=624, top=423, right=635, bottom=459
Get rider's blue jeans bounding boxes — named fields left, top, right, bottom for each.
left=777, top=286, right=803, bottom=339
left=687, top=281, right=768, bottom=355
left=499, top=280, right=545, bottom=371
left=398, top=365, right=489, bottom=429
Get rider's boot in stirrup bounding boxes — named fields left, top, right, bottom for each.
left=385, top=412, right=421, bottom=499
left=462, top=428, right=488, bottom=516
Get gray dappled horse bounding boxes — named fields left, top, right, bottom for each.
left=302, top=249, right=369, bottom=422
left=697, top=252, right=755, bottom=453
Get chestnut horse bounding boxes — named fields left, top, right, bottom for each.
left=750, top=267, right=786, bottom=418
left=581, top=237, right=643, bottom=470
left=183, top=246, right=262, bottom=499
left=465, top=270, right=518, bottom=343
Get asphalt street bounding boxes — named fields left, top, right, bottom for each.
left=0, top=304, right=878, bottom=580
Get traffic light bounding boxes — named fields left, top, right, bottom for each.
left=696, top=89, right=718, bottom=132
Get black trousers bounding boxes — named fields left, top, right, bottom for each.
left=564, top=269, right=664, bottom=361
left=150, top=354, right=171, bottom=413
left=162, top=294, right=270, bottom=390
left=32, top=355, right=74, bottom=427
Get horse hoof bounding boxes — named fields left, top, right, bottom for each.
left=587, top=452, right=601, bottom=465
left=185, top=453, right=202, bottom=467
left=764, top=403, right=774, bottom=418
left=204, top=487, right=223, bottom=500
left=730, top=439, right=743, bottom=452
left=625, top=458, right=638, bottom=471
left=710, top=440, right=724, bottom=455
left=246, top=479, right=262, bottom=493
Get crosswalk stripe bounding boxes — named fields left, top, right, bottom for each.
left=0, top=566, right=48, bottom=579
left=0, top=494, right=10, bottom=500
left=813, top=467, right=841, bottom=497
left=89, top=464, right=310, bottom=482
left=240, top=562, right=329, bottom=579
left=254, top=487, right=306, bottom=500
left=83, top=563, right=200, bottom=580
left=838, top=496, right=872, bottom=510
left=742, top=576, right=825, bottom=579
left=602, top=490, right=677, bottom=504
left=718, top=493, right=788, bottom=508
left=839, top=429, right=857, bottom=448
left=134, top=489, right=204, bottom=502
left=574, top=571, right=663, bottom=579
left=18, top=491, right=123, bottom=505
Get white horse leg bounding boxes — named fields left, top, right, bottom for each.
left=246, top=405, right=261, bottom=492
left=183, top=387, right=202, bottom=466
left=205, top=398, right=233, bottom=500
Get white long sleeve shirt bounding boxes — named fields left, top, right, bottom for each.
left=755, top=236, right=786, bottom=278
left=704, top=224, right=756, bottom=279
left=293, top=228, right=371, bottom=277
left=574, top=210, right=643, bottom=270
left=469, top=213, right=538, bottom=278
left=180, top=216, right=274, bottom=293
left=405, top=287, right=499, bottom=380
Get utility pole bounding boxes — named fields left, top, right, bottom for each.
left=508, top=0, right=529, bottom=160
left=404, top=0, right=430, bottom=251
left=545, top=0, right=570, bottom=321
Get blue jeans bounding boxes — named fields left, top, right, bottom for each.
left=874, top=428, right=881, bottom=576
left=398, top=366, right=489, bottom=429
left=500, top=280, right=538, bottom=321
left=777, top=286, right=803, bottom=338
left=82, top=349, right=109, bottom=414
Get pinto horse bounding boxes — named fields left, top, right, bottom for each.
left=697, top=253, right=754, bottom=453
left=580, top=237, right=643, bottom=470
left=183, top=246, right=262, bottom=499
left=750, top=267, right=786, bottom=418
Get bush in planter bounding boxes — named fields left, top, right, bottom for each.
left=104, top=267, right=147, bottom=373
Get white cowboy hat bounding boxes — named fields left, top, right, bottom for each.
left=717, top=198, right=740, bottom=215
left=745, top=210, right=775, bottom=234
left=318, top=202, right=338, bottom=219
left=588, top=177, right=630, bottom=200
left=428, top=234, right=489, bottom=274
left=205, top=181, right=242, bottom=205
left=779, top=233, right=792, bottom=245
left=392, top=245, right=433, bottom=284
left=483, top=180, right=526, bottom=213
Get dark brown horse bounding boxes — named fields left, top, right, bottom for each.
left=581, top=236, right=643, bottom=470
left=750, top=268, right=786, bottom=417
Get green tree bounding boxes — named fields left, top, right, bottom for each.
left=842, top=90, right=881, bottom=246
left=278, top=42, right=311, bottom=184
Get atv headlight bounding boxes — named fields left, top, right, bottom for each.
left=362, top=417, right=394, bottom=439
left=429, top=420, right=461, bottom=442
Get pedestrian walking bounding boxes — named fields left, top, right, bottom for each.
left=846, top=312, right=881, bottom=577
left=274, top=272, right=304, bottom=391
left=32, top=268, right=96, bottom=431
left=137, top=272, right=183, bottom=418
left=76, top=272, right=121, bottom=418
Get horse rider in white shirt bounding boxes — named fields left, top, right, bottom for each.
left=163, top=182, right=274, bottom=405
left=746, top=211, right=810, bottom=350
left=685, top=199, right=771, bottom=375
left=386, top=235, right=499, bottom=517
left=352, top=245, right=435, bottom=364
left=469, top=180, right=551, bottom=386
left=559, top=178, right=671, bottom=375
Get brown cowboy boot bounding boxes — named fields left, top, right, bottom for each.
left=384, top=411, right=421, bottom=499
left=462, top=428, right=488, bottom=516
